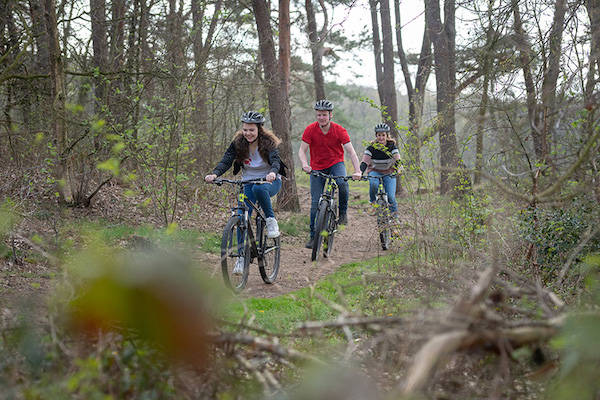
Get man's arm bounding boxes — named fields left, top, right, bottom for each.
left=298, top=141, right=312, bottom=173
left=343, top=142, right=362, bottom=179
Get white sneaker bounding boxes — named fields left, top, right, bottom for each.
left=233, top=257, right=244, bottom=275
left=265, top=217, right=280, bottom=239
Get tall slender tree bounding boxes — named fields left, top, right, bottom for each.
left=395, top=0, right=432, bottom=172
left=305, top=0, right=328, bottom=100
left=252, top=0, right=299, bottom=211
left=191, top=0, right=223, bottom=169
left=425, top=0, right=459, bottom=194
left=512, top=0, right=567, bottom=168
left=42, top=0, right=73, bottom=203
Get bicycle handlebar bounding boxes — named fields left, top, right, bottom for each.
left=361, top=173, right=398, bottom=181
left=309, top=171, right=357, bottom=181
left=208, top=178, right=270, bottom=186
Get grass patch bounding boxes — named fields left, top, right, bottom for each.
left=279, top=214, right=310, bottom=237
left=221, top=253, right=416, bottom=333
left=197, top=232, right=221, bottom=253
left=60, top=219, right=221, bottom=253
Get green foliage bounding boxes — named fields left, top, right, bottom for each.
left=0, top=198, right=20, bottom=259
left=548, top=255, right=600, bottom=399
left=518, top=197, right=600, bottom=269
left=448, top=191, right=491, bottom=250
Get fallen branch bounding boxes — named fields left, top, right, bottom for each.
left=211, top=332, right=325, bottom=365
left=399, top=315, right=565, bottom=394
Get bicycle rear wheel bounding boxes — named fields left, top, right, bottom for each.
left=221, top=216, right=250, bottom=291
left=311, top=201, right=329, bottom=261
left=258, top=220, right=280, bottom=284
left=376, top=199, right=391, bottom=250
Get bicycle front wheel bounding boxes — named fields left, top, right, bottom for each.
left=311, top=201, right=329, bottom=261
left=221, top=216, right=250, bottom=291
left=376, top=199, right=391, bottom=250
left=259, top=222, right=280, bottom=284
left=323, top=208, right=336, bottom=258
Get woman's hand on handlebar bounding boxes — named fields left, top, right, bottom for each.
left=265, top=172, right=276, bottom=182
left=205, top=174, right=217, bottom=183
left=351, top=172, right=362, bottom=180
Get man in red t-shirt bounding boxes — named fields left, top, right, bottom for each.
left=298, top=100, right=362, bottom=248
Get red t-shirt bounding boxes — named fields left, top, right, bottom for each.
left=301, top=121, right=351, bottom=170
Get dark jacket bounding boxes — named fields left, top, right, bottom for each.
left=211, top=141, right=287, bottom=177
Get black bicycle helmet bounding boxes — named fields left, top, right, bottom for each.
left=374, top=123, right=390, bottom=132
left=314, top=99, right=334, bottom=111
left=241, top=111, right=265, bottom=124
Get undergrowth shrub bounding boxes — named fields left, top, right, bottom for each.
left=518, top=196, right=600, bottom=272
left=448, top=191, right=491, bottom=251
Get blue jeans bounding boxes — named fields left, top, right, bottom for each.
left=236, top=178, right=281, bottom=252
left=309, top=162, right=349, bottom=238
left=368, top=171, right=397, bottom=213
left=241, top=178, right=282, bottom=218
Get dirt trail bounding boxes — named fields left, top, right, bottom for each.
left=201, top=185, right=399, bottom=298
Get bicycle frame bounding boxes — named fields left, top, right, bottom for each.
left=214, top=178, right=268, bottom=261
left=309, top=171, right=353, bottom=261
left=364, top=173, right=398, bottom=250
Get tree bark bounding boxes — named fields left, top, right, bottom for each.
left=192, top=0, right=223, bottom=169
left=474, top=3, right=495, bottom=186
left=512, top=0, right=566, bottom=168
left=425, top=0, right=459, bottom=194
left=43, top=0, right=73, bottom=203
left=379, top=0, right=398, bottom=137
left=90, top=0, right=108, bottom=126
left=395, top=0, right=432, bottom=171
left=305, top=0, right=328, bottom=100
left=252, top=0, right=299, bottom=212
left=585, top=0, right=600, bottom=203
left=369, top=0, right=385, bottom=104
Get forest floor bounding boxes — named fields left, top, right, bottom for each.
left=0, top=180, right=406, bottom=310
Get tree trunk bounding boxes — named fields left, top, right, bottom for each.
left=585, top=0, right=600, bottom=203
left=90, top=0, right=108, bottom=147
left=474, top=4, right=495, bottom=186
left=305, top=0, right=328, bottom=100
left=379, top=0, right=398, bottom=137
left=426, top=0, right=459, bottom=195
left=540, top=0, right=566, bottom=166
left=369, top=0, right=385, bottom=104
left=252, top=0, right=300, bottom=212
left=395, top=0, right=432, bottom=174
left=28, top=0, right=51, bottom=135
left=512, top=0, right=566, bottom=168
left=192, top=0, right=223, bottom=170
left=474, top=72, right=489, bottom=185
left=109, top=0, right=126, bottom=125
left=43, top=0, right=73, bottom=203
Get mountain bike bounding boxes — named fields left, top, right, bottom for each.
left=365, top=174, right=398, bottom=250
left=310, top=171, right=354, bottom=261
left=209, top=178, right=281, bottom=291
